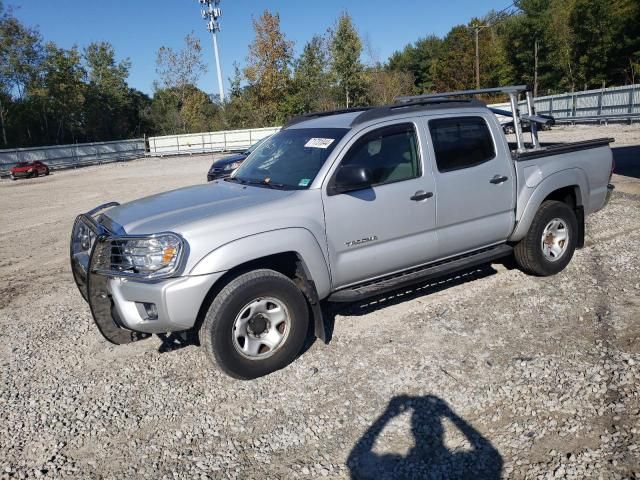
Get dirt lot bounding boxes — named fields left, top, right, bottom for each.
left=0, top=124, right=639, bottom=479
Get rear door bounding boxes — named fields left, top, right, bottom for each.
left=322, top=120, right=439, bottom=288
left=425, top=114, right=515, bottom=258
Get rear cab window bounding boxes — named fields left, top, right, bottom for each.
left=428, top=117, right=496, bottom=172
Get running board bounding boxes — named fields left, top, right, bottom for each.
left=328, top=244, right=513, bottom=303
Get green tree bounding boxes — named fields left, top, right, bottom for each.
left=30, top=43, right=86, bottom=144
left=365, top=68, right=414, bottom=105
left=156, top=33, right=207, bottom=132
left=388, top=36, right=443, bottom=93
left=286, top=35, right=335, bottom=115
left=84, top=41, right=133, bottom=140
left=570, top=0, right=616, bottom=89
left=0, top=2, right=42, bottom=145
left=244, top=10, right=294, bottom=125
left=330, top=13, right=366, bottom=107
left=223, top=63, right=257, bottom=129
left=613, top=0, right=640, bottom=84
left=432, top=25, right=476, bottom=92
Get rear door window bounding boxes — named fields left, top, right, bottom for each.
left=429, top=117, right=496, bottom=172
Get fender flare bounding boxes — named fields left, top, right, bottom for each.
left=189, top=228, right=332, bottom=299
left=509, top=168, right=587, bottom=242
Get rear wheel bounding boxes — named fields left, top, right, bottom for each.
left=514, top=200, right=578, bottom=276
left=44, top=167, right=50, bottom=176
left=200, top=269, right=309, bottom=379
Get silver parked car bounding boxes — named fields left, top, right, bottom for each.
left=71, top=86, right=614, bottom=379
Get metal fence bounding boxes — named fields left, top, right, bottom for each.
left=147, top=126, right=281, bottom=156
left=0, top=138, right=145, bottom=176
left=490, top=84, right=640, bottom=124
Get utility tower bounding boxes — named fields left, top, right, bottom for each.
left=199, top=0, right=225, bottom=103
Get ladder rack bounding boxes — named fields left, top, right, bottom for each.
left=396, top=85, right=546, bottom=152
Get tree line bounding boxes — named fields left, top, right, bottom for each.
left=1, top=0, right=638, bottom=149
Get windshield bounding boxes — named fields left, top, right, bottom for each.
left=231, top=128, right=348, bottom=189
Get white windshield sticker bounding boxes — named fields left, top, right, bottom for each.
left=305, top=138, right=335, bottom=149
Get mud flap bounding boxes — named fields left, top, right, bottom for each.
left=295, top=260, right=327, bottom=343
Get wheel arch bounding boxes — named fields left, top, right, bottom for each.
left=190, top=229, right=331, bottom=342
left=510, top=168, right=587, bottom=243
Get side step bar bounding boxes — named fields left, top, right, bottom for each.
left=328, top=244, right=513, bottom=303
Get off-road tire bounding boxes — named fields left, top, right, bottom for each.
left=514, top=200, right=578, bottom=276
left=199, top=269, right=309, bottom=380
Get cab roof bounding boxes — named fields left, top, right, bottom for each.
left=284, top=99, right=488, bottom=130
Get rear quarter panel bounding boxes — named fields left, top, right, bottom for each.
left=510, top=144, right=613, bottom=242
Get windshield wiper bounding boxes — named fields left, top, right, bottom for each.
left=240, top=178, right=289, bottom=190
left=224, top=177, right=246, bottom=184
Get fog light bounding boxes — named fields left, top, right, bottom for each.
left=143, top=302, right=158, bottom=320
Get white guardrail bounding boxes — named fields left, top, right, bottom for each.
left=147, top=126, right=281, bottom=156
left=0, top=138, right=145, bottom=176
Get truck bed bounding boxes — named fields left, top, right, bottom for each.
left=510, top=138, right=614, bottom=161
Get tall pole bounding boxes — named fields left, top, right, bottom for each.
left=211, top=30, right=225, bottom=102
left=199, top=0, right=225, bottom=103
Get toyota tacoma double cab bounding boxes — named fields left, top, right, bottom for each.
left=70, top=85, right=614, bottom=379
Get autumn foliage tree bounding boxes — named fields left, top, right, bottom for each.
left=243, top=11, right=294, bottom=125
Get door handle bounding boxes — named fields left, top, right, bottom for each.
left=410, top=190, right=434, bottom=201
left=490, top=175, right=509, bottom=184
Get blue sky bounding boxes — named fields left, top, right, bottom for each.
left=10, top=0, right=510, bottom=97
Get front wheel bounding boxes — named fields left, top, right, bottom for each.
left=199, top=269, right=310, bottom=379
left=514, top=200, right=578, bottom=276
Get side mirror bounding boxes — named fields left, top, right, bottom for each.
left=329, top=165, right=372, bottom=195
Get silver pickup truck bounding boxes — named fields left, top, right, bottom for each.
left=70, top=85, right=614, bottom=379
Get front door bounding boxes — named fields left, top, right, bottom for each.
left=322, top=121, right=438, bottom=289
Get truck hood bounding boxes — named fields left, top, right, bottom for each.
left=103, top=181, right=295, bottom=234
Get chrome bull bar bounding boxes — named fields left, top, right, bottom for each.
left=70, top=203, right=151, bottom=345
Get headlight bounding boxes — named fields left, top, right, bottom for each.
left=224, top=161, right=242, bottom=171
left=94, top=233, right=185, bottom=279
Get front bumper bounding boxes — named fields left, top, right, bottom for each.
left=70, top=206, right=224, bottom=344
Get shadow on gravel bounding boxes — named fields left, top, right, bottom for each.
left=612, top=145, right=640, bottom=179
left=347, top=395, right=502, bottom=479
left=319, top=263, right=501, bottom=344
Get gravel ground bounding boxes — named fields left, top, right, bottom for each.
left=0, top=125, right=639, bottom=479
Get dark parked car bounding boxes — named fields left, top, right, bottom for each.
left=207, top=136, right=271, bottom=181
left=10, top=161, right=50, bottom=180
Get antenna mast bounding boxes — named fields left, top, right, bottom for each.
left=199, top=0, right=225, bottom=102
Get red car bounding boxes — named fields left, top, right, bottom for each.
left=10, top=161, right=50, bottom=180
